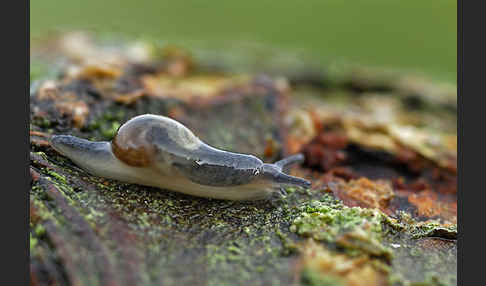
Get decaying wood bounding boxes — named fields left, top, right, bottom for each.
left=30, top=32, right=457, bottom=286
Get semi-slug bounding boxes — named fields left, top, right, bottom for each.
left=49, top=114, right=311, bottom=200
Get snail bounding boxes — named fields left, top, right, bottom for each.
left=49, top=114, right=311, bottom=200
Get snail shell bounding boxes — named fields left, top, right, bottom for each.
left=50, top=114, right=311, bottom=200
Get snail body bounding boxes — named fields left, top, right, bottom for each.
left=50, top=114, right=310, bottom=200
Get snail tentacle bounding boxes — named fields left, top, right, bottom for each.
left=274, top=153, right=305, bottom=172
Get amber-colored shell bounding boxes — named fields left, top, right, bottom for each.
left=111, top=116, right=157, bottom=167
left=110, top=114, right=201, bottom=167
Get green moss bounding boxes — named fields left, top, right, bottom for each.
left=290, top=194, right=457, bottom=265
left=101, top=121, right=121, bottom=139
left=284, top=187, right=297, bottom=195
left=243, top=226, right=251, bottom=234
left=85, top=121, right=101, bottom=132
left=46, top=169, right=68, bottom=184
left=32, top=151, right=49, bottom=161
left=103, top=110, right=126, bottom=121
left=31, top=189, right=57, bottom=218
left=84, top=208, right=105, bottom=225
left=290, top=194, right=392, bottom=259
left=227, top=245, right=243, bottom=255
left=34, top=224, right=46, bottom=237
left=83, top=110, right=125, bottom=139
left=138, top=212, right=152, bottom=228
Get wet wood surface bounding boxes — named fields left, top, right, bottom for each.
left=30, top=32, right=457, bottom=286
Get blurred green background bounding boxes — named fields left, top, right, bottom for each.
left=30, top=0, right=456, bottom=82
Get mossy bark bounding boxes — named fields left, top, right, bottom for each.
left=30, top=32, right=457, bottom=286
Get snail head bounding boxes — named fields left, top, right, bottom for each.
left=258, top=154, right=311, bottom=189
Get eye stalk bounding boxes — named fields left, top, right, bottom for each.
left=260, top=153, right=311, bottom=189
left=274, top=153, right=306, bottom=172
